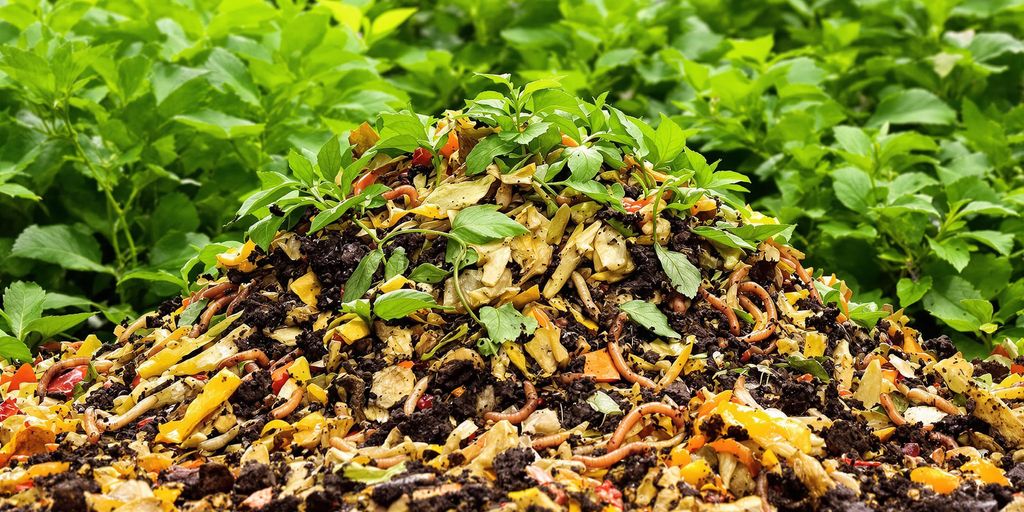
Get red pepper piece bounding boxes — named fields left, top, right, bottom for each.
left=0, top=398, right=20, bottom=421
left=595, top=480, right=623, bottom=509
left=411, top=147, right=433, bottom=167
left=3, top=363, right=35, bottom=392
left=47, top=366, right=88, bottom=397
left=622, top=196, right=653, bottom=213
left=417, top=394, right=434, bottom=411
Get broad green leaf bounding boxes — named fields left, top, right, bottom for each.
left=479, top=303, right=538, bottom=346
left=1, top=281, right=46, bottom=340
left=173, top=110, right=264, bottom=139
left=384, top=248, right=409, bottom=280
left=373, top=289, right=441, bottom=320
left=11, top=225, right=113, bottom=274
left=620, top=300, right=680, bottom=339
left=369, top=8, right=417, bottom=43
left=23, top=312, right=94, bottom=340
left=692, top=226, right=756, bottom=251
left=897, top=276, right=932, bottom=307
left=450, top=206, right=529, bottom=244
left=832, top=167, right=873, bottom=211
left=654, top=114, right=687, bottom=164
left=0, top=336, right=31, bottom=363
left=868, top=89, right=956, bottom=127
left=408, top=263, right=449, bottom=284
left=287, top=149, right=315, bottom=184
left=655, top=245, right=700, bottom=298
left=465, top=136, right=515, bottom=175
left=928, top=237, right=970, bottom=272
left=564, top=146, right=604, bottom=183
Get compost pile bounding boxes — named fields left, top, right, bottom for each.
left=0, top=113, right=1023, bottom=512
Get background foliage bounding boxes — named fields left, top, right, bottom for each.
left=1, top=0, right=1022, bottom=357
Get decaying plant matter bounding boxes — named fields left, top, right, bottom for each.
left=0, top=85, right=1022, bottom=512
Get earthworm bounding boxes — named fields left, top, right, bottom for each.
left=532, top=430, right=573, bottom=450
left=573, top=442, right=650, bottom=468
left=571, top=271, right=601, bottom=319
left=197, top=282, right=238, bottom=301
left=271, top=387, right=305, bottom=419
left=780, top=255, right=822, bottom=304
left=382, top=185, right=420, bottom=207
left=198, top=425, right=241, bottom=452
left=190, top=293, right=236, bottom=337
left=37, top=358, right=92, bottom=398
left=879, top=393, right=906, bottom=426
left=373, top=454, right=408, bottom=468
left=700, top=288, right=740, bottom=335
left=737, top=281, right=777, bottom=343
left=484, top=381, right=538, bottom=424
left=899, top=385, right=960, bottom=416
left=606, top=312, right=658, bottom=388
left=217, top=349, right=271, bottom=371
left=225, top=284, right=253, bottom=316
left=404, top=375, right=431, bottom=415
left=727, top=264, right=751, bottom=289
left=739, top=295, right=764, bottom=330
left=740, top=341, right=777, bottom=363
left=607, top=338, right=657, bottom=388
left=117, top=313, right=156, bottom=344
left=608, top=402, right=686, bottom=451
left=102, top=394, right=159, bottom=431
left=271, top=349, right=304, bottom=371
left=83, top=407, right=103, bottom=444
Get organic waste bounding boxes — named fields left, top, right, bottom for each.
left=0, top=84, right=1021, bottom=512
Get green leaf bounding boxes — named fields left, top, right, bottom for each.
left=369, top=8, right=417, bottom=43
left=450, top=206, right=529, bottom=245
left=248, top=215, right=285, bottom=250
left=23, top=312, right=93, bottom=340
left=565, top=145, right=603, bottom=182
left=868, top=89, right=956, bottom=127
left=317, top=135, right=343, bottom=179
left=654, top=114, right=687, bottom=164
left=655, top=245, right=700, bottom=298
left=1, top=281, right=46, bottom=340
left=897, top=277, right=932, bottom=307
left=959, top=231, right=1013, bottom=256
left=620, top=300, right=680, bottom=339
left=11, top=225, right=113, bottom=274
left=384, top=248, right=409, bottom=280
left=832, top=167, right=873, bottom=211
left=0, top=336, right=32, bottom=363
left=478, top=303, right=538, bottom=347
left=287, top=149, right=315, bottom=185
left=726, top=224, right=793, bottom=243
left=586, top=391, right=623, bottom=415
left=786, top=356, right=830, bottom=382
left=928, top=237, right=970, bottom=272
left=373, top=290, right=441, bottom=320
left=205, top=48, right=259, bottom=106
left=178, top=299, right=208, bottom=326
left=342, top=250, right=383, bottom=302
left=692, top=226, right=756, bottom=251
left=173, top=110, right=264, bottom=139
left=409, top=263, right=450, bottom=284
left=465, top=136, right=515, bottom=175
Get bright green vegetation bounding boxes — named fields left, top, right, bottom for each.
left=0, top=0, right=1022, bottom=359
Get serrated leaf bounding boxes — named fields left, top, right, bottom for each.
left=928, top=237, right=971, bottom=272
left=897, top=277, right=932, bottom=307
left=1, top=281, right=45, bottom=340
left=655, top=244, right=700, bottom=298
left=11, top=225, right=113, bottom=274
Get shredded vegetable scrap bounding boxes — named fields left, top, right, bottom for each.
left=1, top=107, right=1023, bottom=512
